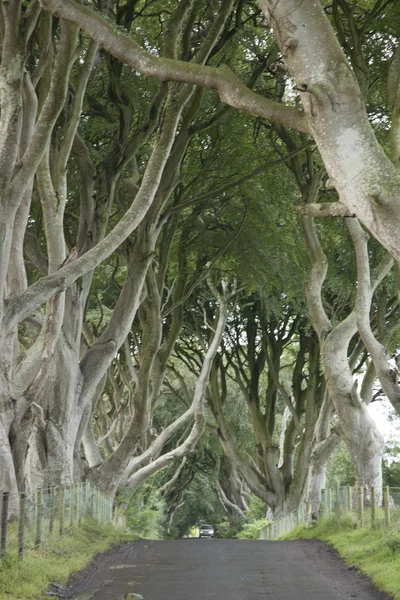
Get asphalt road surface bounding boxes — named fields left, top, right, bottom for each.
left=63, top=538, right=390, bottom=600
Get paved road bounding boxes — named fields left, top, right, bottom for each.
left=64, top=538, right=390, bottom=600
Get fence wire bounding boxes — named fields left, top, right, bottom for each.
left=260, top=486, right=400, bottom=540
left=0, top=482, right=112, bottom=559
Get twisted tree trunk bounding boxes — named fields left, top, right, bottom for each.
left=301, top=177, right=391, bottom=499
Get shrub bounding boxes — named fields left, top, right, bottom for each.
left=385, top=533, right=400, bottom=554
left=236, top=518, right=270, bottom=540
left=215, top=517, right=243, bottom=539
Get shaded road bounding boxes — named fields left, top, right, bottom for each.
left=64, top=538, right=390, bottom=600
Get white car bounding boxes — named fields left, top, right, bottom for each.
left=199, top=524, right=214, bottom=538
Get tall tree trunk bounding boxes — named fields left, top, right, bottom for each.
left=322, top=325, right=384, bottom=498
left=0, top=398, right=19, bottom=515
left=307, top=394, right=340, bottom=517
left=301, top=182, right=389, bottom=498
left=258, top=0, right=400, bottom=262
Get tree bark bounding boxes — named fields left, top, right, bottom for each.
left=258, top=0, right=400, bottom=263
left=347, top=219, right=400, bottom=415
left=96, top=280, right=230, bottom=496
left=301, top=200, right=388, bottom=497
left=39, top=0, right=400, bottom=265
left=307, top=393, right=340, bottom=517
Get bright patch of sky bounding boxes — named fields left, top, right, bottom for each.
left=368, top=397, right=399, bottom=443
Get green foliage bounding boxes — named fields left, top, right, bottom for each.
left=383, top=437, right=400, bottom=488
left=214, top=495, right=269, bottom=539
left=117, top=482, right=167, bottom=539
left=327, top=440, right=400, bottom=490
left=326, top=441, right=356, bottom=487
left=246, top=495, right=268, bottom=520
left=221, top=379, right=259, bottom=460
left=214, top=516, right=243, bottom=539
left=383, top=460, right=400, bottom=488
left=235, top=518, right=270, bottom=540
left=165, top=474, right=227, bottom=538
left=385, top=532, right=400, bottom=554
left=14, top=0, right=400, bottom=556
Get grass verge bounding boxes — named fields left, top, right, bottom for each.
left=0, top=519, right=133, bottom=600
left=282, top=513, right=400, bottom=598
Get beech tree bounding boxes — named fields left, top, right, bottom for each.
left=302, top=203, right=391, bottom=500
left=38, top=0, right=400, bottom=259
left=268, top=103, right=398, bottom=501
left=0, top=0, right=246, bottom=503
left=1, top=0, right=400, bottom=519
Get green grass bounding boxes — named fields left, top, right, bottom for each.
left=282, top=513, right=400, bottom=598
left=0, top=519, right=134, bottom=600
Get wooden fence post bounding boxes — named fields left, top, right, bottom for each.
left=359, top=487, right=364, bottom=526
left=74, top=484, right=78, bottom=524
left=91, top=487, right=95, bottom=519
left=90, top=484, right=94, bottom=518
left=306, top=500, right=312, bottom=525
left=59, top=487, right=65, bottom=535
left=96, top=489, right=99, bottom=520
left=384, top=486, right=391, bottom=527
left=18, top=493, right=26, bottom=559
left=371, top=486, right=376, bottom=528
left=82, top=483, right=87, bottom=519
left=327, top=488, right=332, bottom=514
left=335, top=483, right=339, bottom=510
left=77, top=483, right=82, bottom=525
left=69, top=485, right=74, bottom=528
left=49, top=488, right=55, bottom=534
left=35, top=488, right=43, bottom=547
left=1, top=492, right=9, bottom=556
left=348, top=486, right=353, bottom=512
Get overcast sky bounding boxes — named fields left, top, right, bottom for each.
left=368, top=398, right=399, bottom=445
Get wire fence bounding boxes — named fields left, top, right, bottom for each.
left=260, top=485, right=400, bottom=540
left=0, top=482, right=112, bottom=560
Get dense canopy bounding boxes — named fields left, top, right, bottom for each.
left=0, top=0, right=400, bottom=527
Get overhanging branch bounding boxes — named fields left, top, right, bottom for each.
left=38, top=0, right=309, bottom=134
left=298, top=202, right=355, bottom=218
